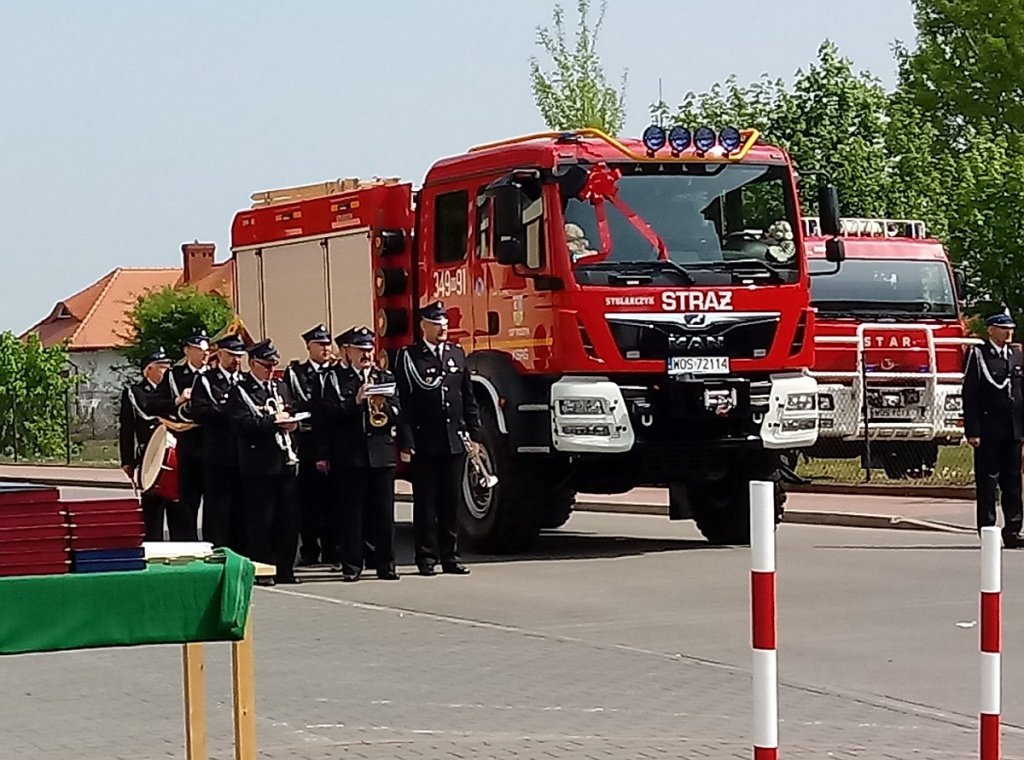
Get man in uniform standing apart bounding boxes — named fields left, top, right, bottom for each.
left=191, top=334, right=247, bottom=550
left=318, top=327, right=400, bottom=582
left=152, top=330, right=209, bottom=541
left=284, top=324, right=335, bottom=566
left=119, top=347, right=189, bottom=541
left=963, top=312, right=1024, bottom=547
left=396, top=301, right=479, bottom=576
left=228, top=340, right=301, bottom=585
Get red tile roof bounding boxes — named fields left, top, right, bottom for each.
left=25, top=260, right=234, bottom=351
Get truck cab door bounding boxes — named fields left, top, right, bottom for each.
left=423, top=188, right=474, bottom=345
left=473, top=189, right=498, bottom=351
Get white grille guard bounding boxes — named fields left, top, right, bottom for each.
left=811, top=323, right=981, bottom=440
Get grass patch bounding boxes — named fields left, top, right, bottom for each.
left=797, top=443, right=974, bottom=486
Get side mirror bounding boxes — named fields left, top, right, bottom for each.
left=818, top=184, right=841, bottom=237
left=825, top=237, right=845, bottom=263
left=953, top=268, right=967, bottom=301
left=488, top=182, right=528, bottom=267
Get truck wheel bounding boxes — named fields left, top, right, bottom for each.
left=879, top=442, right=939, bottom=480
left=690, top=470, right=785, bottom=545
left=540, top=488, right=576, bottom=529
left=458, top=406, right=544, bottom=553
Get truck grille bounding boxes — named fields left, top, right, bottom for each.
left=606, top=312, right=780, bottom=360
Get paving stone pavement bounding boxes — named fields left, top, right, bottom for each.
left=2, top=583, right=1023, bottom=760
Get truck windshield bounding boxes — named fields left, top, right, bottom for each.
left=561, top=162, right=800, bottom=285
left=809, top=259, right=957, bottom=318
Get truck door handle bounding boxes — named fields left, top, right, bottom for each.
left=487, top=311, right=500, bottom=336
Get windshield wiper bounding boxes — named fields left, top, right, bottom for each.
left=654, top=259, right=695, bottom=284
left=689, top=258, right=786, bottom=283
left=577, top=259, right=694, bottom=284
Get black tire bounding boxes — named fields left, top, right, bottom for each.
left=540, top=489, right=576, bottom=529
left=458, top=405, right=545, bottom=553
left=690, top=469, right=785, bottom=545
left=879, top=443, right=939, bottom=480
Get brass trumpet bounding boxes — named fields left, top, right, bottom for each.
left=361, top=366, right=395, bottom=429
left=368, top=394, right=389, bottom=428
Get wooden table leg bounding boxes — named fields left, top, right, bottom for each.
left=231, top=615, right=257, bottom=760
left=182, top=643, right=207, bottom=760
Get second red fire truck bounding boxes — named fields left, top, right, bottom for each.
left=802, top=218, right=973, bottom=479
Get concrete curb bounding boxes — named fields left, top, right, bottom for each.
left=0, top=472, right=974, bottom=534
left=569, top=500, right=975, bottom=534
left=789, top=481, right=975, bottom=500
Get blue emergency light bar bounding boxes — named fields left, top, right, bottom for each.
left=642, top=124, right=745, bottom=156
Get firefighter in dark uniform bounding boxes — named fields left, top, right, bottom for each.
left=963, top=312, right=1024, bottom=547
left=314, top=328, right=376, bottom=573
left=317, top=326, right=400, bottom=581
left=190, top=334, right=247, bottom=551
left=396, top=301, right=479, bottom=576
left=152, top=330, right=209, bottom=541
left=284, top=324, right=336, bottom=566
left=119, top=347, right=189, bottom=541
left=227, top=340, right=302, bottom=585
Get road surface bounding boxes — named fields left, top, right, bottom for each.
left=0, top=488, right=1013, bottom=759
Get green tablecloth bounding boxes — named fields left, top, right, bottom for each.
left=0, top=550, right=255, bottom=655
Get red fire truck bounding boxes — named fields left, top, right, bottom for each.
left=230, top=127, right=843, bottom=551
left=801, top=218, right=973, bottom=478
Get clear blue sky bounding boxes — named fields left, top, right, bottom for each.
left=0, top=0, right=915, bottom=333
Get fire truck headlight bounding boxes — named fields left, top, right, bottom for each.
left=667, top=126, right=692, bottom=152
left=817, top=393, right=834, bottom=412
left=561, top=423, right=612, bottom=437
left=782, top=418, right=817, bottom=432
left=719, top=126, right=742, bottom=153
left=642, top=125, right=666, bottom=154
left=785, top=393, right=817, bottom=412
left=944, top=395, right=963, bottom=412
left=558, top=398, right=607, bottom=415
left=694, top=126, right=717, bottom=153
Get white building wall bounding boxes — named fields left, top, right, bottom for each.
left=69, top=349, right=134, bottom=438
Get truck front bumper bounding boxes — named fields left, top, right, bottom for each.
left=548, top=373, right=820, bottom=454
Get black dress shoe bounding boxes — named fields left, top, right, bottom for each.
left=276, top=575, right=303, bottom=585
left=296, top=555, right=319, bottom=567
left=341, top=570, right=361, bottom=582
left=255, top=577, right=276, bottom=587
left=417, top=564, right=437, bottom=576
left=442, top=563, right=471, bottom=575
left=377, top=569, right=400, bottom=581
left=1004, top=533, right=1024, bottom=549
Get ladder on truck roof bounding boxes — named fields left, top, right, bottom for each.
left=249, top=176, right=403, bottom=208
left=802, top=217, right=928, bottom=239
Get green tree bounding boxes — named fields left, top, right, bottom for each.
left=122, top=286, right=232, bottom=366
left=945, top=129, right=1024, bottom=315
left=665, top=74, right=782, bottom=137
left=661, top=42, right=896, bottom=218
left=0, top=332, right=81, bottom=459
left=902, top=0, right=1024, bottom=135
left=529, top=0, right=627, bottom=134
left=897, top=0, right=1024, bottom=312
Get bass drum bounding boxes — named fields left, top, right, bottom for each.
left=140, top=426, right=180, bottom=502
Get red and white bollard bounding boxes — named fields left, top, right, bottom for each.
left=750, top=480, right=778, bottom=760
left=981, top=526, right=1001, bottom=760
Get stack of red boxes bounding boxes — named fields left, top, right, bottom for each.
left=67, top=498, right=146, bottom=573
left=0, top=486, right=71, bottom=577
